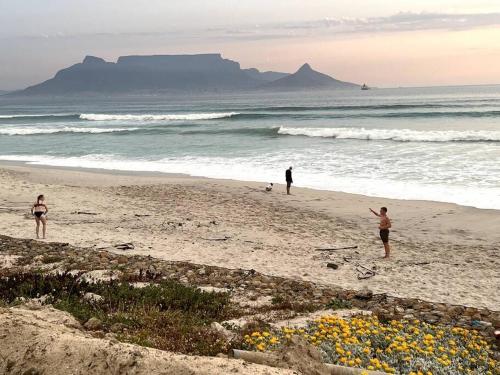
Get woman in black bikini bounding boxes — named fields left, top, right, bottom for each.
left=31, top=194, right=48, bottom=239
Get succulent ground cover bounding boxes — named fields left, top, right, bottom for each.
left=0, top=272, right=233, bottom=356
left=1, top=269, right=498, bottom=374
left=243, top=315, right=499, bottom=375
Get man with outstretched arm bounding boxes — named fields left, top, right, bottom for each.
left=369, top=206, right=392, bottom=258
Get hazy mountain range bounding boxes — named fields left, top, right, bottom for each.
left=11, top=54, right=359, bottom=95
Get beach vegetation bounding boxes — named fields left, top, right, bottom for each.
left=0, top=272, right=233, bottom=356
left=265, top=294, right=319, bottom=313
left=326, top=297, right=352, bottom=310
left=242, top=315, right=499, bottom=375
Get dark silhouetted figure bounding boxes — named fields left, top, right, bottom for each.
left=285, top=166, right=293, bottom=195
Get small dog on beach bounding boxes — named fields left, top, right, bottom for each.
left=265, top=183, right=274, bottom=192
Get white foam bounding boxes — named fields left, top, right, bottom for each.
left=80, top=112, right=239, bottom=121
left=0, top=127, right=136, bottom=135
left=278, top=126, right=500, bottom=142
left=0, top=114, right=73, bottom=119
left=1, top=154, right=499, bottom=210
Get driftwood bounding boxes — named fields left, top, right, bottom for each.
left=355, top=263, right=376, bottom=280
left=327, top=262, right=339, bottom=270
left=201, top=235, right=231, bottom=241
left=315, top=246, right=358, bottom=251
left=114, top=243, right=135, bottom=250
left=407, top=261, right=430, bottom=266
left=72, top=211, right=98, bottom=215
left=134, top=214, right=151, bottom=217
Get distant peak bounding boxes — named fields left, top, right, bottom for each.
left=297, top=63, right=313, bottom=72
left=82, top=56, right=106, bottom=64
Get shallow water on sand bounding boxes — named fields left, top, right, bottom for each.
left=1, top=85, right=500, bottom=208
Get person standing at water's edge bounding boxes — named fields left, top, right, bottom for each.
left=285, top=166, right=293, bottom=195
left=370, top=207, right=391, bottom=258
left=31, top=194, right=48, bottom=239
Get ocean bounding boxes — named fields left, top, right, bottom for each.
left=1, top=85, right=500, bottom=209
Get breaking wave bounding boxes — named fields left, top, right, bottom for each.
left=80, top=112, right=239, bottom=121
left=0, top=127, right=136, bottom=135
left=277, top=127, right=500, bottom=142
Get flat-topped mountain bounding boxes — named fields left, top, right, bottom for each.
left=18, top=54, right=259, bottom=95
left=13, top=55, right=358, bottom=95
left=262, top=63, right=359, bottom=90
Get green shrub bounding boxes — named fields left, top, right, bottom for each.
left=0, top=272, right=233, bottom=356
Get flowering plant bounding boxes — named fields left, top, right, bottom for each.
left=243, top=315, right=499, bottom=375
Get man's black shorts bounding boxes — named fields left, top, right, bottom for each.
left=379, top=229, right=389, bottom=243
left=286, top=181, right=292, bottom=188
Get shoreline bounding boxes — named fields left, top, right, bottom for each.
left=1, top=158, right=499, bottom=212
left=1, top=161, right=499, bottom=310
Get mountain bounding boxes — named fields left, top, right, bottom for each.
left=243, top=68, right=289, bottom=82
left=262, top=63, right=359, bottom=90
left=16, top=54, right=261, bottom=95
left=11, top=55, right=358, bottom=96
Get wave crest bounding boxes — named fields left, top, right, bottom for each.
left=80, top=112, right=239, bottom=121
left=0, top=127, right=136, bottom=135
left=278, top=127, right=500, bottom=142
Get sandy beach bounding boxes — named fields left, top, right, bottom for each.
left=0, top=162, right=499, bottom=311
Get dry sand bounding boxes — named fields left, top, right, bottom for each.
left=0, top=304, right=293, bottom=375
left=0, top=162, right=499, bottom=311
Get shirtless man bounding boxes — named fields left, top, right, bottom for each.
left=369, top=207, right=391, bottom=258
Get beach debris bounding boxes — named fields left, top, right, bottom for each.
left=409, top=261, right=431, bottom=266
left=72, top=211, right=98, bottom=215
left=326, top=262, right=339, bottom=270
left=355, top=263, right=376, bottom=280
left=134, top=214, right=151, bottom=217
left=200, top=235, right=231, bottom=241
left=315, top=245, right=358, bottom=251
left=114, top=242, right=134, bottom=251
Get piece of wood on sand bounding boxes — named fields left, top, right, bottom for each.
left=315, top=245, right=358, bottom=251
left=201, top=235, right=231, bottom=241
left=114, top=242, right=135, bottom=250
left=355, top=263, right=376, bottom=279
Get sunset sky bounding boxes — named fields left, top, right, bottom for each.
left=1, top=0, right=500, bottom=89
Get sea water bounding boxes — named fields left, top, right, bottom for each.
left=1, top=85, right=499, bottom=209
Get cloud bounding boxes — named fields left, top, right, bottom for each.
left=3, top=11, right=500, bottom=44
left=212, top=11, right=500, bottom=40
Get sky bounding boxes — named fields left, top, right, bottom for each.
left=1, top=0, right=500, bottom=89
